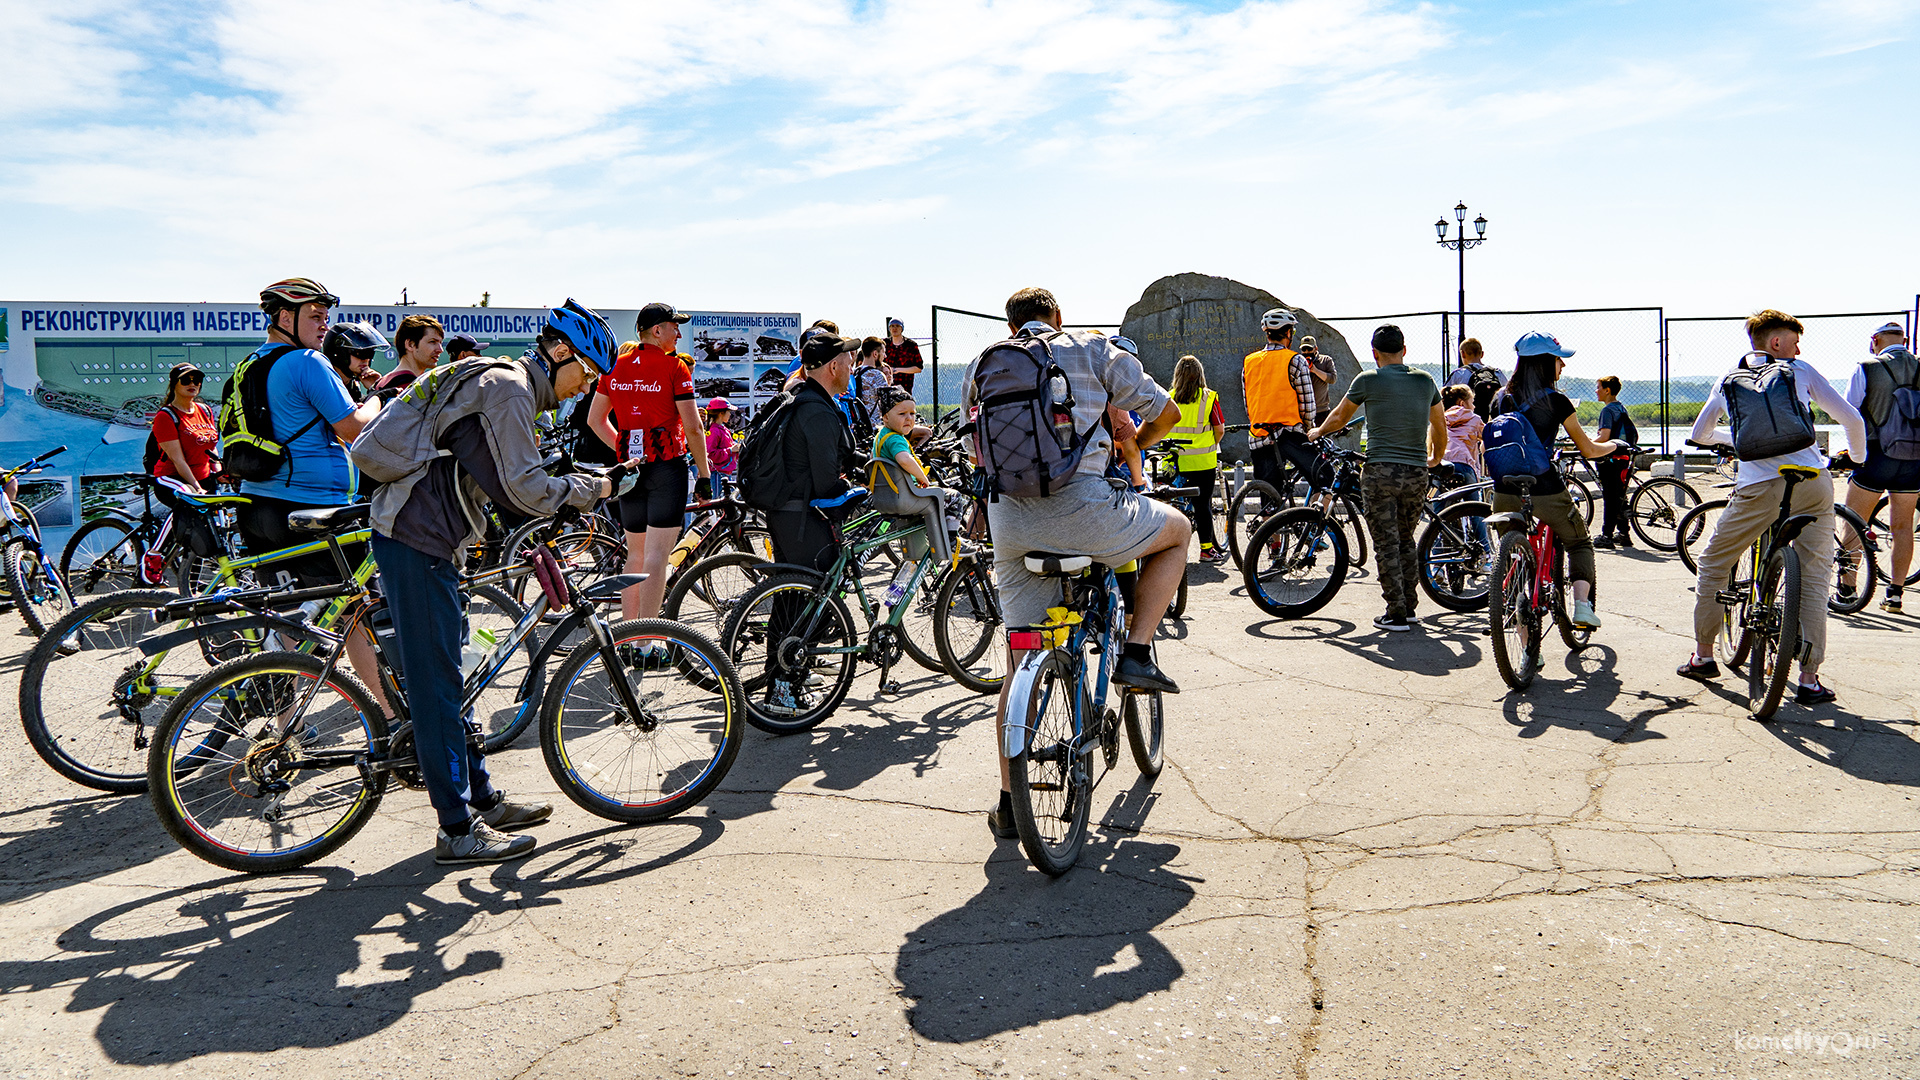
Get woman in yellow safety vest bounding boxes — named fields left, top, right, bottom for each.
left=1169, top=354, right=1228, bottom=564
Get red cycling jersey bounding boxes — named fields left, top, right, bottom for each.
left=599, top=342, right=696, bottom=462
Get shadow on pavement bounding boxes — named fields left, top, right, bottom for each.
left=894, top=775, right=1195, bottom=1043
left=0, top=791, right=175, bottom=906
left=1757, top=707, right=1920, bottom=789
left=1500, top=643, right=1680, bottom=742
left=0, top=814, right=724, bottom=1065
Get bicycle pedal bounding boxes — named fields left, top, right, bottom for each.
left=1714, top=591, right=1742, bottom=606
left=881, top=680, right=902, bottom=694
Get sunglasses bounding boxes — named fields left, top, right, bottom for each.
left=177, top=375, right=204, bottom=385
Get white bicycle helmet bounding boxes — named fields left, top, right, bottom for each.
left=1260, top=308, right=1298, bottom=332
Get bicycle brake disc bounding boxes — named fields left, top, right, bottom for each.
left=1100, top=707, right=1120, bottom=769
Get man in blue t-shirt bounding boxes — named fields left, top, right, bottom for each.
left=239, top=278, right=383, bottom=584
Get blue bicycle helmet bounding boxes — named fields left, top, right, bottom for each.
left=545, top=299, right=616, bottom=374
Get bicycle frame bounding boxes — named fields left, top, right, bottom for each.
left=778, top=512, right=945, bottom=664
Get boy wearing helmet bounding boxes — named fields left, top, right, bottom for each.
left=1243, top=308, right=1319, bottom=494
left=322, top=320, right=390, bottom=401
left=362, top=299, right=625, bottom=864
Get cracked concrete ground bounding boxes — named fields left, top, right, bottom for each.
left=1, top=539, right=1916, bottom=1078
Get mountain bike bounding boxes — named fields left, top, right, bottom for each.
left=60, top=474, right=245, bottom=598
left=1240, top=431, right=1368, bottom=618
left=1002, top=552, right=1163, bottom=876
left=1417, top=465, right=1495, bottom=612
left=1486, top=474, right=1593, bottom=691
left=1, top=446, right=75, bottom=634
left=147, top=503, right=743, bottom=873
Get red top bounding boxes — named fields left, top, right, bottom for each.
left=151, top=402, right=219, bottom=482
left=600, top=342, right=696, bottom=462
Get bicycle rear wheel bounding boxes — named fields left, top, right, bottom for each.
left=1748, top=548, right=1800, bottom=721
left=1225, top=479, right=1286, bottom=570
left=662, top=551, right=772, bottom=644
left=1331, top=495, right=1369, bottom=571
left=6, top=538, right=73, bottom=635
left=1868, top=496, right=1919, bottom=585
left=1489, top=530, right=1541, bottom=691
left=1122, top=688, right=1163, bottom=777
left=1627, top=477, right=1700, bottom=551
left=1675, top=499, right=1730, bottom=576
left=1008, top=650, right=1091, bottom=876
left=1241, top=507, right=1347, bottom=618
left=540, top=619, right=743, bottom=823
left=721, top=573, right=858, bottom=734
left=60, top=517, right=142, bottom=598
left=1829, top=504, right=1877, bottom=615
left=148, top=652, right=387, bottom=874
left=934, top=554, right=1004, bottom=694
left=1417, top=501, right=1494, bottom=612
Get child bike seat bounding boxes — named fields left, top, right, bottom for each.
left=1022, top=552, right=1093, bottom=575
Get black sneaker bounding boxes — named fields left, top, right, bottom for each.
left=1373, top=613, right=1412, bottom=632
left=986, top=800, right=1018, bottom=840
left=1794, top=682, right=1836, bottom=706
left=1114, top=654, right=1180, bottom=693
left=1616, top=532, right=1634, bottom=548
left=1593, top=535, right=1615, bottom=550
left=1677, top=655, right=1720, bottom=680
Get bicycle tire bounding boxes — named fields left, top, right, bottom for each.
left=6, top=537, right=72, bottom=635
left=8, top=499, right=40, bottom=542
left=1489, top=530, right=1540, bottom=691
left=1749, top=548, right=1800, bottom=721
left=1868, top=497, right=1919, bottom=586
left=148, top=651, right=387, bottom=873
left=1720, top=544, right=1756, bottom=670
left=19, top=588, right=199, bottom=793
left=934, top=554, right=1003, bottom=695
left=60, top=516, right=143, bottom=598
left=662, top=551, right=773, bottom=644
left=539, top=618, right=743, bottom=824
left=470, top=583, right=545, bottom=753
left=1549, top=546, right=1592, bottom=652
left=1009, top=649, right=1091, bottom=876
left=1241, top=507, right=1347, bottom=619
left=721, top=572, right=859, bottom=734
left=897, top=561, right=947, bottom=674
left=1225, top=479, right=1287, bottom=570
left=1565, top=476, right=1595, bottom=527
left=1332, top=494, right=1369, bottom=571
left=1417, top=500, right=1494, bottom=612
left=1170, top=563, right=1189, bottom=619
left=1122, top=688, right=1163, bottom=777
left=1829, top=504, right=1877, bottom=615
left=1627, top=477, right=1700, bottom=551
left=1675, top=499, right=1730, bottom=576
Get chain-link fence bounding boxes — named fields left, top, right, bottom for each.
left=927, top=305, right=1117, bottom=420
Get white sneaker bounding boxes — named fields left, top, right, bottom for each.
left=435, top=820, right=535, bottom=865
left=1572, top=600, right=1601, bottom=629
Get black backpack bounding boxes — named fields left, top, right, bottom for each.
left=737, top=390, right=805, bottom=511
left=142, top=404, right=185, bottom=478
left=1723, top=354, right=1816, bottom=461
left=217, top=343, right=315, bottom=482
left=564, top=395, right=616, bottom=467
left=1466, top=364, right=1504, bottom=421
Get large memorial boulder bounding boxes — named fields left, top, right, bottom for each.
left=1119, top=273, right=1361, bottom=463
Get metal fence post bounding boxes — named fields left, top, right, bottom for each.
left=930, top=304, right=939, bottom=418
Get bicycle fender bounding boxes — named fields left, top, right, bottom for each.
left=1001, top=648, right=1051, bottom=760
left=138, top=617, right=290, bottom=656
left=1776, top=513, right=1820, bottom=547
left=528, top=609, right=593, bottom=673
left=1485, top=512, right=1528, bottom=533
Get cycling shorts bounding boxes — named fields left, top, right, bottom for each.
left=1851, top=444, right=1920, bottom=495
left=616, top=460, right=690, bottom=531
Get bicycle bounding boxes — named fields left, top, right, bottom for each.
left=146, top=502, right=744, bottom=873
left=1240, top=430, right=1369, bottom=619
left=1002, top=552, right=1163, bottom=876
left=60, top=474, right=243, bottom=598
left=1416, top=465, right=1496, bottom=612
left=1, top=446, right=76, bottom=634
left=1485, top=474, right=1594, bottom=691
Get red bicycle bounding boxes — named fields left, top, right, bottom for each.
left=1486, top=475, right=1593, bottom=690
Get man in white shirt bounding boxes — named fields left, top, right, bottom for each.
left=1678, top=309, right=1866, bottom=706
left=1840, top=321, right=1919, bottom=613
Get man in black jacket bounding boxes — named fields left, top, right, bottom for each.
left=769, top=331, right=863, bottom=573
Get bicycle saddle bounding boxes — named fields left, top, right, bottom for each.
left=1022, top=551, right=1093, bottom=575
left=286, top=504, right=371, bottom=532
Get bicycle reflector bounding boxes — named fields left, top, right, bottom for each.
left=1007, top=630, right=1044, bottom=651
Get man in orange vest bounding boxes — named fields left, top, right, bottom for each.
left=1242, top=308, right=1319, bottom=493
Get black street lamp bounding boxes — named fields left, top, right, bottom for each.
left=1435, top=201, right=1487, bottom=367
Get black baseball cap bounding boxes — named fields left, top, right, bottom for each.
left=1371, top=324, right=1406, bottom=353
left=445, top=332, right=489, bottom=354
left=636, top=303, right=690, bottom=331
left=802, top=332, right=860, bottom=368
left=168, top=362, right=204, bottom=383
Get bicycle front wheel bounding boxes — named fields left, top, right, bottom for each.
left=1719, top=544, right=1756, bottom=669
left=1565, top=476, right=1595, bottom=527
left=1489, top=530, right=1540, bottom=691
left=540, top=619, right=743, bottom=824
left=60, top=517, right=142, bottom=599
left=934, top=554, right=1004, bottom=695
left=1675, top=499, right=1730, bottom=576
left=1417, top=500, right=1493, bottom=612
left=1549, top=547, right=1592, bottom=652
left=1627, top=477, right=1700, bottom=551
left=1224, top=479, right=1286, bottom=570
left=1748, top=549, right=1801, bottom=720
left=149, top=652, right=387, bottom=874
left=1009, top=650, right=1091, bottom=876
left=721, top=573, right=859, bottom=734
left=1241, top=507, right=1348, bottom=619
left=6, top=538, right=73, bottom=635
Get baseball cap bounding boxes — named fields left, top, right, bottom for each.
left=887, top=317, right=904, bottom=328
left=1299, top=335, right=1317, bottom=349
left=1873, top=321, right=1905, bottom=338
left=802, top=332, right=859, bottom=368
left=445, top=332, right=489, bottom=354
left=636, top=303, right=690, bottom=331
left=1514, top=331, right=1575, bottom=358
left=1370, top=325, right=1405, bottom=353
left=707, top=397, right=732, bottom=412
left=168, top=361, right=204, bottom=382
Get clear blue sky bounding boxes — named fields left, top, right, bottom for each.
left=3, top=0, right=1915, bottom=326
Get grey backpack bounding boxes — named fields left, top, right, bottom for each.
left=348, top=358, right=514, bottom=483
left=1722, top=354, right=1816, bottom=462
left=967, top=331, right=1094, bottom=500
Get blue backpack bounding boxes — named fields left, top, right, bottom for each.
left=1483, top=392, right=1554, bottom=481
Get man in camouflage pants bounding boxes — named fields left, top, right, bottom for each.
left=1309, top=325, right=1445, bottom=632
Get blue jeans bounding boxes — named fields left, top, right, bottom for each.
left=371, top=534, right=496, bottom=832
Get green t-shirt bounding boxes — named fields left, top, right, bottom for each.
left=1344, top=364, right=1441, bottom=468
left=875, top=429, right=914, bottom=465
